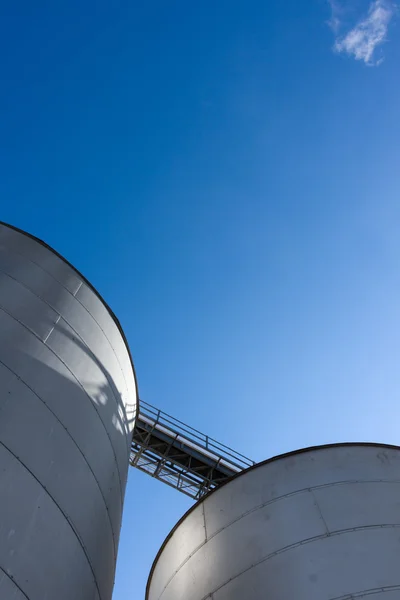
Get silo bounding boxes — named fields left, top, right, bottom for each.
left=0, top=222, right=137, bottom=600
left=147, top=443, right=400, bottom=600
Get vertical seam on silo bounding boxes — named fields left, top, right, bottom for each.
left=73, top=281, right=83, bottom=296
left=0, top=357, right=118, bottom=562
left=0, top=303, right=126, bottom=491
left=73, top=283, right=134, bottom=444
left=0, top=565, right=29, bottom=599
left=202, top=503, right=208, bottom=541
left=158, top=526, right=400, bottom=600
left=0, top=280, right=128, bottom=508
left=0, top=306, right=125, bottom=537
left=0, top=250, right=133, bottom=440
left=152, top=480, right=400, bottom=600
left=202, top=526, right=400, bottom=600
left=43, top=314, right=61, bottom=344
left=310, top=489, right=330, bottom=534
left=0, top=244, right=80, bottom=296
left=0, top=266, right=131, bottom=452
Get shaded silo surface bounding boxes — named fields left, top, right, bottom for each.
left=147, top=443, right=400, bottom=600
left=0, top=222, right=137, bottom=600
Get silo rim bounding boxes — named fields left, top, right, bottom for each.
left=145, top=440, right=400, bottom=599
left=0, top=220, right=139, bottom=416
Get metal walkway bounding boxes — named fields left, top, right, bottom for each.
left=130, top=400, right=255, bottom=500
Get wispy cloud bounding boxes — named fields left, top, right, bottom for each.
left=329, top=0, right=395, bottom=66
left=327, top=0, right=343, bottom=33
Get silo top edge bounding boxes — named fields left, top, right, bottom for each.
left=0, top=220, right=139, bottom=409
left=145, top=440, right=400, bottom=599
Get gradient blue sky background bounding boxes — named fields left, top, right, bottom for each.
left=1, top=1, right=400, bottom=598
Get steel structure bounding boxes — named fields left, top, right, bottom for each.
left=146, top=443, right=400, bottom=600
left=131, top=400, right=255, bottom=499
left=2, top=222, right=400, bottom=600
left=0, top=222, right=137, bottom=600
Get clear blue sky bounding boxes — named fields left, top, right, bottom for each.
left=1, top=1, right=400, bottom=598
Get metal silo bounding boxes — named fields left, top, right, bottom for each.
left=147, top=443, right=400, bottom=600
left=0, top=222, right=137, bottom=600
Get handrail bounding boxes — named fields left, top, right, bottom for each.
left=131, top=399, right=255, bottom=499
left=137, top=399, right=255, bottom=469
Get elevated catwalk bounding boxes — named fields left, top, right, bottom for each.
left=131, top=400, right=255, bottom=499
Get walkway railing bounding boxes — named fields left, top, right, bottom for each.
left=130, top=400, right=255, bottom=499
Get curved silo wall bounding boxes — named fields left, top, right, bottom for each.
left=0, top=223, right=137, bottom=600
left=147, top=443, right=400, bottom=600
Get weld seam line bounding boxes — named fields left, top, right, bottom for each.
left=157, top=483, right=400, bottom=598
left=203, top=504, right=208, bottom=542
left=0, top=357, right=118, bottom=563
left=0, top=440, right=103, bottom=600
left=0, top=266, right=132, bottom=447
left=0, top=564, right=29, bottom=599
left=329, top=584, right=400, bottom=600
left=0, top=305, right=126, bottom=507
left=73, top=280, right=83, bottom=296
left=197, top=525, right=400, bottom=600
left=311, top=488, right=330, bottom=534
left=0, top=250, right=133, bottom=415
left=43, top=314, right=61, bottom=344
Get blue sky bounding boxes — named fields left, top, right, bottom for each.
left=1, top=0, right=400, bottom=598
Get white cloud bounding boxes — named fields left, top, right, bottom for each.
left=331, top=0, right=395, bottom=66
left=327, top=0, right=343, bottom=33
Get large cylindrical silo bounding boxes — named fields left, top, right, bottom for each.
left=0, top=222, right=137, bottom=600
left=147, top=443, right=400, bottom=600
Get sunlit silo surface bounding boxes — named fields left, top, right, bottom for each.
left=0, top=222, right=137, bottom=600
left=147, top=443, right=400, bottom=600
